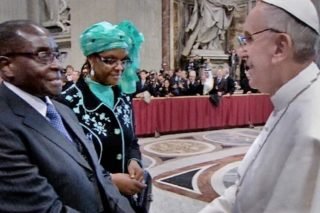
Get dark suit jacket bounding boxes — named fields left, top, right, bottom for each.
left=135, top=80, right=150, bottom=94
left=212, top=77, right=235, bottom=95
left=58, top=80, right=141, bottom=174
left=0, top=84, right=134, bottom=213
left=212, top=77, right=227, bottom=94
left=187, top=80, right=201, bottom=96
left=225, top=76, right=236, bottom=95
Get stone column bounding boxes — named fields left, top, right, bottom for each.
left=27, top=0, right=40, bottom=23
left=162, top=0, right=171, bottom=69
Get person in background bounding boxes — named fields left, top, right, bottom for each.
left=212, top=67, right=227, bottom=96
left=135, top=69, right=154, bottom=104
left=169, top=68, right=182, bottom=96
left=157, top=73, right=165, bottom=87
left=239, top=59, right=250, bottom=93
left=158, top=79, right=174, bottom=97
left=239, top=59, right=259, bottom=94
left=200, top=0, right=320, bottom=212
left=200, top=68, right=213, bottom=95
left=135, top=69, right=150, bottom=98
left=65, top=64, right=74, bottom=81
left=61, top=64, right=74, bottom=91
left=228, top=48, right=239, bottom=79
left=177, top=70, right=189, bottom=96
left=187, top=70, right=201, bottom=96
left=71, top=70, right=80, bottom=83
left=223, top=65, right=236, bottom=95
left=58, top=20, right=150, bottom=212
left=0, top=19, right=134, bottom=213
left=148, top=72, right=161, bottom=97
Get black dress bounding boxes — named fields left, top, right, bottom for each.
left=58, top=78, right=141, bottom=173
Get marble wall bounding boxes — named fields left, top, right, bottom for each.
left=69, top=0, right=162, bottom=71
left=172, top=0, right=194, bottom=68
left=0, top=0, right=162, bottom=71
left=0, top=0, right=28, bottom=22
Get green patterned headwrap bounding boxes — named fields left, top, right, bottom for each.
left=80, top=20, right=144, bottom=94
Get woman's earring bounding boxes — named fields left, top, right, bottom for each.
left=90, top=69, right=95, bottom=76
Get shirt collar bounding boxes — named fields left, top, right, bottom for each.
left=3, top=81, right=50, bottom=117
left=271, top=62, right=320, bottom=112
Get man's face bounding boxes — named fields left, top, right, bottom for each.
left=6, top=27, right=63, bottom=97
left=239, top=4, right=277, bottom=94
left=189, top=74, right=196, bottom=82
left=217, top=69, right=224, bottom=78
left=71, top=71, right=80, bottom=82
left=139, top=71, right=147, bottom=80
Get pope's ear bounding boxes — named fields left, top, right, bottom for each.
left=272, top=33, right=292, bottom=64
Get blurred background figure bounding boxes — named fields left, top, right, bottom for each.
left=228, top=49, right=239, bottom=80
left=222, top=65, right=235, bottom=95
left=202, top=68, right=214, bottom=95
left=158, top=79, right=174, bottom=97
left=187, top=70, right=201, bottom=96
left=61, top=65, right=75, bottom=91
left=71, top=70, right=80, bottom=83
left=135, top=69, right=150, bottom=98
left=239, top=59, right=259, bottom=94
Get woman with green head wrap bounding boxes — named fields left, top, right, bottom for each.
left=58, top=20, right=149, bottom=211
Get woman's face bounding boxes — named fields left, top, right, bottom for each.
left=88, top=48, right=129, bottom=85
left=164, top=80, right=170, bottom=88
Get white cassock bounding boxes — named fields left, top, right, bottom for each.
left=200, top=62, right=320, bottom=213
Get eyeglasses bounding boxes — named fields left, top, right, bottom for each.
left=238, top=28, right=284, bottom=46
left=4, top=50, right=67, bottom=64
left=98, top=55, right=132, bottom=68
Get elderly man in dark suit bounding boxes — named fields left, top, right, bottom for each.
left=0, top=20, right=134, bottom=213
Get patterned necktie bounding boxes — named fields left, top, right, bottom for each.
left=46, top=103, right=73, bottom=143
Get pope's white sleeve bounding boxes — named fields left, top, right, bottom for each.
left=198, top=184, right=237, bottom=213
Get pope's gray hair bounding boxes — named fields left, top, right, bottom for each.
left=261, top=2, right=320, bottom=63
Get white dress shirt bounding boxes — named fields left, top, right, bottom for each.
left=3, top=81, right=51, bottom=118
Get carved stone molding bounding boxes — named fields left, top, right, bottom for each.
left=162, top=0, right=171, bottom=69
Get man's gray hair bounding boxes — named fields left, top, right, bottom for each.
left=261, top=2, right=320, bottom=63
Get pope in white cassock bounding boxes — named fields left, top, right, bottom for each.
left=200, top=0, right=320, bottom=212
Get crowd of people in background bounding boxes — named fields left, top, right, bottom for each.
left=61, top=56, right=260, bottom=104
left=133, top=59, right=259, bottom=100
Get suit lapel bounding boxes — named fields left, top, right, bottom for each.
left=54, top=101, right=99, bottom=171
left=23, top=115, right=92, bottom=171
left=3, top=86, right=92, bottom=171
